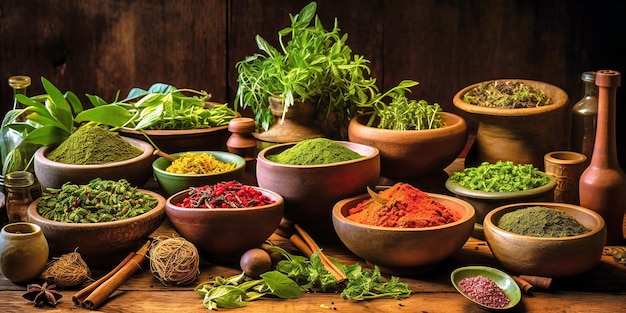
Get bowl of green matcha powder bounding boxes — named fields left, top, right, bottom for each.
left=34, top=124, right=155, bottom=189
left=256, top=138, right=380, bottom=242
left=483, top=202, right=606, bottom=277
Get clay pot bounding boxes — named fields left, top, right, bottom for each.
left=453, top=79, right=569, bottom=170
left=544, top=151, right=587, bottom=204
left=348, top=112, right=468, bottom=179
left=484, top=202, right=606, bottom=277
left=253, top=96, right=325, bottom=143
left=34, top=137, right=154, bottom=189
left=0, top=222, right=49, bottom=283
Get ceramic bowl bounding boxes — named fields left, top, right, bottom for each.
left=348, top=112, right=468, bottom=179
left=483, top=202, right=606, bottom=277
left=451, top=266, right=521, bottom=311
left=152, top=151, right=246, bottom=196
left=165, top=186, right=284, bottom=264
left=118, top=103, right=235, bottom=153
left=34, top=137, right=154, bottom=189
left=256, top=141, right=380, bottom=242
left=445, top=171, right=556, bottom=239
left=26, top=189, right=166, bottom=269
left=453, top=79, right=569, bottom=169
left=332, top=192, right=475, bottom=275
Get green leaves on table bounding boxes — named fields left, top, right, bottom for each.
left=195, top=246, right=411, bottom=310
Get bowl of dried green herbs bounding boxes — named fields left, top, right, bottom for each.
left=484, top=202, right=606, bottom=277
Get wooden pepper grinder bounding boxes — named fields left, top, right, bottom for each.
left=579, top=70, right=626, bottom=245
left=226, top=117, right=258, bottom=185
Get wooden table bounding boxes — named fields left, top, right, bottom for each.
left=2, top=160, right=625, bottom=312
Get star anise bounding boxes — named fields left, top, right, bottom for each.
left=22, top=282, right=63, bottom=307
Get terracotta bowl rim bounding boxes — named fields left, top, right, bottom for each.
left=332, top=192, right=476, bottom=232
left=165, top=186, right=284, bottom=213
left=444, top=171, right=557, bottom=199
left=26, top=189, right=166, bottom=227
left=349, top=111, right=467, bottom=135
left=35, top=136, right=154, bottom=169
left=119, top=125, right=229, bottom=136
left=452, top=79, right=568, bottom=116
left=152, top=151, right=246, bottom=178
left=257, top=140, right=380, bottom=169
left=484, top=202, right=606, bottom=241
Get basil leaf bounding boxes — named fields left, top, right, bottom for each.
left=75, top=105, right=134, bottom=127
left=202, top=286, right=248, bottom=309
left=22, top=125, right=71, bottom=146
left=260, top=271, right=302, bottom=299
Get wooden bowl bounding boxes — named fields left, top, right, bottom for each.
left=165, top=187, right=284, bottom=264
left=348, top=112, right=468, bottom=179
left=332, top=192, right=475, bottom=275
left=152, top=151, right=246, bottom=196
left=445, top=172, right=556, bottom=239
left=483, top=202, right=606, bottom=277
left=256, top=141, right=380, bottom=242
left=26, top=190, right=166, bottom=269
left=34, top=137, right=154, bottom=189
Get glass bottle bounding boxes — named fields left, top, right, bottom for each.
left=570, top=71, right=598, bottom=160
left=4, top=171, right=35, bottom=223
left=1, top=75, right=32, bottom=177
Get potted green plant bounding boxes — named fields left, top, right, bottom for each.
left=235, top=1, right=411, bottom=142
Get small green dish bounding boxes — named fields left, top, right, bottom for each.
left=451, top=265, right=521, bottom=311
left=152, top=151, right=245, bottom=196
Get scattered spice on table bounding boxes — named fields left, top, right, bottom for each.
left=37, top=178, right=158, bottom=223
left=347, top=183, right=460, bottom=228
left=497, top=206, right=591, bottom=237
left=176, top=181, right=275, bottom=208
left=166, top=152, right=237, bottom=174
left=47, top=123, right=142, bottom=165
left=267, top=138, right=363, bottom=165
left=448, top=161, right=551, bottom=192
left=458, top=275, right=510, bottom=308
left=462, top=80, right=551, bottom=108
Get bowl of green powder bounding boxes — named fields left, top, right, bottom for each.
left=34, top=124, right=155, bottom=189
left=483, top=202, right=606, bottom=277
left=256, top=138, right=380, bottom=242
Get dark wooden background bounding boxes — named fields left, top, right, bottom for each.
left=1, top=0, right=625, bottom=167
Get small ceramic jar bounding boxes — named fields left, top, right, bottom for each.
left=0, top=222, right=49, bottom=283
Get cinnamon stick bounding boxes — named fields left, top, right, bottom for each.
left=82, top=240, right=151, bottom=310
left=289, top=233, right=314, bottom=257
left=512, top=276, right=534, bottom=294
left=293, top=224, right=347, bottom=282
left=519, top=275, right=552, bottom=290
left=72, top=252, right=135, bottom=306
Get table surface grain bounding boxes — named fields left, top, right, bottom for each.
left=1, top=159, right=625, bottom=313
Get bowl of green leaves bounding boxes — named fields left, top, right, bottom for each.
left=445, top=161, right=556, bottom=239
left=82, top=83, right=238, bottom=153
left=348, top=84, right=468, bottom=179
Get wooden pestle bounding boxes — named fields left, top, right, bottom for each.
left=153, top=150, right=176, bottom=161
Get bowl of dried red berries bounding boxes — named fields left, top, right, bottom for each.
left=165, top=181, right=284, bottom=264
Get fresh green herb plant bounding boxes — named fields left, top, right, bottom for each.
left=448, top=161, right=551, bottom=192
left=367, top=81, right=445, bottom=130
left=194, top=246, right=411, bottom=310
left=235, top=1, right=418, bottom=134
left=462, top=80, right=551, bottom=108
left=78, top=83, right=236, bottom=130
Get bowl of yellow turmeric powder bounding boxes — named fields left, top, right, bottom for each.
left=332, top=183, right=475, bottom=275
left=152, top=151, right=246, bottom=196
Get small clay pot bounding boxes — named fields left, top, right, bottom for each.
left=0, top=222, right=49, bottom=283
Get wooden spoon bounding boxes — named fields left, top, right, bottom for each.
left=153, top=150, right=176, bottom=162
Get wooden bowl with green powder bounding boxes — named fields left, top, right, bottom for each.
left=483, top=202, right=606, bottom=277
left=34, top=125, right=155, bottom=188
left=256, top=138, right=380, bottom=242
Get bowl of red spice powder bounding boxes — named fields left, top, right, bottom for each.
left=332, top=183, right=475, bottom=275
left=165, top=181, right=284, bottom=264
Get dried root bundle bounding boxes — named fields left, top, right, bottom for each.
left=149, top=236, right=200, bottom=286
left=41, top=250, right=91, bottom=287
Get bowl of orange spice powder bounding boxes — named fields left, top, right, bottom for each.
left=332, top=182, right=475, bottom=275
